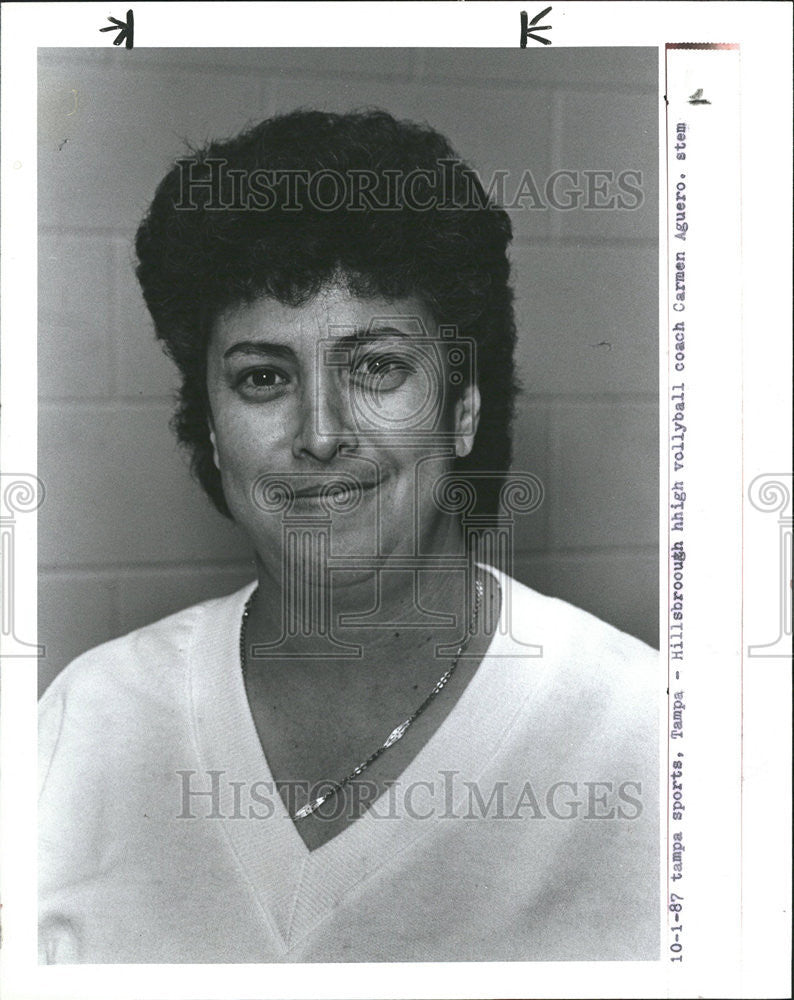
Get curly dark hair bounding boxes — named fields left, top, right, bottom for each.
left=135, top=109, right=518, bottom=518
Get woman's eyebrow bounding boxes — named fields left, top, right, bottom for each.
left=223, top=327, right=413, bottom=360
left=335, top=326, right=413, bottom=345
left=223, top=341, right=297, bottom=361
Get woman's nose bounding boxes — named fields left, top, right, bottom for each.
left=291, top=372, right=355, bottom=461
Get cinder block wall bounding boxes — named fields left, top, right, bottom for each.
left=38, top=47, right=658, bottom=692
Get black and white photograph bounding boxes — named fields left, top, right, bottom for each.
left=34, top=43, right=660, bottom=965
left=0, top=3, right=791, bottom=999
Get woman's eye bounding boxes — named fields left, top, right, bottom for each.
left=237, top=368, right=289, bottom=393
left=351, top=354, right=414, bottom=391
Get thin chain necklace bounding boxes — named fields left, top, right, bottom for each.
left=240, top=573, right=485, bottom=819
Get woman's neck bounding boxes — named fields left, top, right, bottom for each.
left=248, top=514, right=478, bottom=653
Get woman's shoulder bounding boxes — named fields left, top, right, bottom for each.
left=486, top=565, right=656, bottom=648
left=482, top=565, right=659, bottom=703
left=480, top=568, right=659, bottom=775
left=39, top=581, right=256, bottom=707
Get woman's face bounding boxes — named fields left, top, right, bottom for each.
left=205, top=282, right=480, bottom=571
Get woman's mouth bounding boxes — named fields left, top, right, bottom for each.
left=291, top=478, right=382, bottom=502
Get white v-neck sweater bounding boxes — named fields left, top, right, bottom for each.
left=39, top=568, right=659, bottom=963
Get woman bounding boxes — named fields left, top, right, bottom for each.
left=39, top=110, right=658, bottom=963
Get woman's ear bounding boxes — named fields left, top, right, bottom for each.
left=454, top=383, right=481, bottom=458
left=208, top=424, right=221, bottom=471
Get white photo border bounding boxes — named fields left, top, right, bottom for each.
left=1, top=3, right=791, bottom=999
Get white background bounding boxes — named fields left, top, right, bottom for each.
left=1, top=3, right=791, bottom=999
